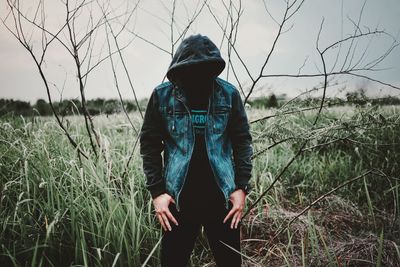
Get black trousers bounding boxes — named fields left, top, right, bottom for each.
left=160, top=201, right=241, bottom=267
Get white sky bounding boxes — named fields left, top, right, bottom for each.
left=0, top=0, right=399, bottom=104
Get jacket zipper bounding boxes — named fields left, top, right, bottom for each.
left=204, top=88, right=230, bottom=209
left=174, top=92, right=195, bottom=212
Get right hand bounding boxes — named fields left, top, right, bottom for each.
left=153, top=193, right=179, bottom=231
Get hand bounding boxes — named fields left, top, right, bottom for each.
left=153, top=193, right=179, bottom=231
left=223, top=189, right=246, bottom=229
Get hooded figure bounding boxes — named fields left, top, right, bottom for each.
left=139, top=34, right=253, bottom=267
left=166, top=34, right=229, bottom=213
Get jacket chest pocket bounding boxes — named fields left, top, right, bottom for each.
left=212, top=105, right=231, bottom=134
left=160, top=106, right=189, bottom=137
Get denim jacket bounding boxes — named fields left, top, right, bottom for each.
left=139, top=34, right=253, bottom=210
left=139, top=78, right=253, bottom=210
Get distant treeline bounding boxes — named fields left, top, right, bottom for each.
left=247, top=90, right=400, bottom=109
left=0, top=98, right=149, bottom=117
left=1, top=90, right=399, bottom=117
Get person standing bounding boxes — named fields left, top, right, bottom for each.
left=139, top=34, right=253, bottom=267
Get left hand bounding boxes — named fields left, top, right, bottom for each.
left=223, top=189, right=246, bottom=229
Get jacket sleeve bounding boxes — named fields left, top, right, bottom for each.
left=228, top=88, right=253, bottom=191
left=139, top=89, right=166, bottom=199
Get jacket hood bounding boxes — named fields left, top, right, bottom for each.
left=166, top=34, right=226, bottom=86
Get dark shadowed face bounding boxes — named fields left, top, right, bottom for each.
left=174, top=62, right=217, bottom=90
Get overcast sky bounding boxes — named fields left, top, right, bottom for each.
left=1, top=0, right=399, bottom=104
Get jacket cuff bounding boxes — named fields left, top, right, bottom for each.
left=235, top=182, right=252, bottom=195
left=148, top=182, right=167, bottom=199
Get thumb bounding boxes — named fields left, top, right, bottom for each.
left=170, top=197, right=176, bottom=204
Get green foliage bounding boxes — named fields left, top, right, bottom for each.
left=0, top=98, right=147, bottom=117
left=0, top=99, right=32, bottom=116
left=247, top=93, right=283, bottom=109
left=249, top=104, right=400, bottom=265
left=0, top=104, right=399, bottom=266
left=0, top=114, right=159, bottom=266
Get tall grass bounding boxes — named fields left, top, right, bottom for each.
left=1, top=114, right=160, bottom=266
left=0, top=105, right=399, bottom=266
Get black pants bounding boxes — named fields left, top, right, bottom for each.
left=160, top=202, right=241, bottom=267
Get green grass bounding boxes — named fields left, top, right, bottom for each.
left=0, top=105, right=399, bottom=266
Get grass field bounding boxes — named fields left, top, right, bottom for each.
left=1, top=104, right=399, bottom=266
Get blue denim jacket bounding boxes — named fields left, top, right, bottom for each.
left=140, top=78, right=253, bottom=210
left=139, top=34, right=253, bottom=211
